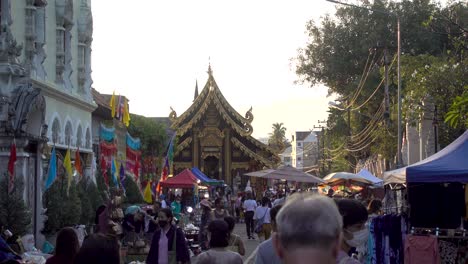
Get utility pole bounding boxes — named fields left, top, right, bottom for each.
left=314, top=120, right=327, bottom=176
left=325, top=0, right=403, bottom=168
left=384, top=47, right=390, bottom=120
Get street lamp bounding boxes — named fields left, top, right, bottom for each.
left=325, top=0, right=402, bottom=167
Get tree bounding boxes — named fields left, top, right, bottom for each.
left=295, top=0, right=467, bottom=166
left=77, top=179, right=103, bottom=226
left=0, top=174, right=31, bottom=237
left=445, top=92, right=468, bottom=129
left=128, top=114, right=168, bottom=157
left=43, top=179, right=81, bottom=234
left=123, top=176, right=144, bottom=205
left=268, top=123, right=287, bottom=154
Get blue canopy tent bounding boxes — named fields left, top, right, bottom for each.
left=406, top=130, right=468, bottom=229
left=191, top=167, right=224, bottom=186
left=407, top=130, right=468, bottom=183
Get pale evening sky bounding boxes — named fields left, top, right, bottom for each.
left=91, top=1, right=337, bottom=139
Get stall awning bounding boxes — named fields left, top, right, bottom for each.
left=244, top=165, right=324, bottom=184
left=191, top=167, right=224, bottom=186
left=160, top=169, right=198, bottom=188
left=407, top=130, right=468, bottom=183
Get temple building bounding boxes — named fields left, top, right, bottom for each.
left=169, top=65, right=279, bottom=190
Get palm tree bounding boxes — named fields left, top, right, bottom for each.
left=268, top=123, right=287, bottom=153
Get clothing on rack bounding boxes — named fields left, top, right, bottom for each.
left=439, top=240, right=457, bottom=264
left=404, top=235, right=440, bottom=264
left=367, top=214, right=407, bottom=264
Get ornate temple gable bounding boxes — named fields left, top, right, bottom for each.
left=169, top=66, right=254, bottom=137
left=231, top=137, right=273, bottom=167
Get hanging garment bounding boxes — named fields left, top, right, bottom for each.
left=438, top=240, right=457, bottom=264
left=404, top=235, right=440, bottom=264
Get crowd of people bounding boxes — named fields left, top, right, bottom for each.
left=0, top=187, right=383, bottom=264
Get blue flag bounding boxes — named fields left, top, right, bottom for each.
left=111, top=157, right=118, bottom=187
left=120, top=163, right=126, bottom=193
left=45, top=147, right=57, bottom=191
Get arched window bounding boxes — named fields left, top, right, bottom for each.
left=65, top=121, right=73, bottom=146
left=51, top=118, right=61, bottom=144
left=76, top=125, right=83, bottom=148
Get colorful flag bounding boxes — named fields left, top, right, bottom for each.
left=75, top=148, right=83, bottom=180
left=120, top=163, right=126, bottom=193
left=123, top=99, right=131, bottom=127
left=7, top=141, right=17, bottom=193
left=167, top=139, right=174, bottom=175
left=161, top=157, right=169, bottom=181
left=143, top=181, right=152, bottom=204
left=111, top=157, right=118, bottom=187
left=115, top=95, right=122, bottom=120
left=45, top=146, right=57, bottom=191
left=64, top=148, right=73, bottom=196
left=134, top=157, right=140, bottom=181
left=110, top=91, right=116, bottom=118
left=100, top=156, right=109, bottom=187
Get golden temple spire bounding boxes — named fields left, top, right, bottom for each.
left=207, top=57, right=213, bottom=76
left=193, top=80, right=199, bottom=102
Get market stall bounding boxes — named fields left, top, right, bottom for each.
left=159, top=168, right=199, bottom=210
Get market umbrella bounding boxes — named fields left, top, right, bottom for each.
left=323, top=171, right=374, bottom=186
left=356, top=169, right=384, bottom=186
left=244, top=165, right=325, bottom=184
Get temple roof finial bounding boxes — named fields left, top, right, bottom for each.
left=193, top=80, right=199, bottom=102
left=207, top=57, right=212, bottom=76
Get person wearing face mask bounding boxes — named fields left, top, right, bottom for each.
left=335, top=199, right=369, bottom=264
left=147, top=208, right=191, bottom=264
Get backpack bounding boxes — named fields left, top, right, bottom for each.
left=254, top=208, right=269, bottom=233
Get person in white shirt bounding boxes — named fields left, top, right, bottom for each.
left=243, top=192, right=257, bottom=239
left=160, top=194, right=168, bottom=208
left=254, top=197, right=272, bottom=241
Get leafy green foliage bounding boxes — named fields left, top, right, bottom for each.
left=296, top=0, right=467, bottom=167
left=0, top=174, right=31, bottom=236
left=77, top=179, right=103, bottom=226
left=124, top=176, right=144, bottom=205
left=445, top=92, right=468, bottom=128
left=268, top=123, right=288, bottom=154
left=128, top=114, right=168, bottom=157
left=43, top=179, right=81, bottom=234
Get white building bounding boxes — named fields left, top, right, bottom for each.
left=291, top=131, right=319, bottom=171
left=279, top=146, right=292, bottom=166
left=0, top=0, right=95, bottom=247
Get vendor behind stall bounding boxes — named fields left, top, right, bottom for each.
left=171, top=196, right=182, bottom=221
left=123, top=206, right=145, bottom=234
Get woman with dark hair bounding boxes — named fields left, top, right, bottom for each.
left=224, top=216, right=245, bottom=256
left=335, top=199, right=369, bottom=264
left=147, top=208, right=190, bottom=264
left=46, top=227, right=79, bottom=264
left=74, top=234, right=120, bottom=264
left=367, top=199, right=383, bottom=217
left=213, top=198, right=229, bottom=220
left=194, top=220, right=242, bottom=264
left=94, top=205, right=108, bottom=234
left=254, top=197, right=272, bottom=241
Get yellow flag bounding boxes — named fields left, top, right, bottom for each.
left=64, top=149, right=73, bottom=195
left=123, top=99, right=131, bottom=127
left=143, top=181, right=152, bottom=203
left=110, top=91, right=116, bottom=118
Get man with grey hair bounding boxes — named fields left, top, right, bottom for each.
left=273, top=194, right=343, bottom=264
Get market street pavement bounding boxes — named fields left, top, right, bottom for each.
left=191, top=223, right=265, bottom=263
left=234, top=223, right=262, bottom=263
